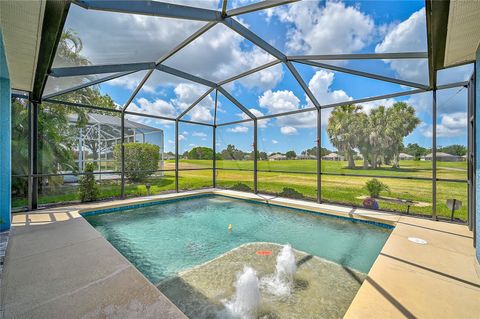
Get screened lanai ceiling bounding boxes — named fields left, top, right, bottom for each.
left=9, top=0, right=476, bottom=126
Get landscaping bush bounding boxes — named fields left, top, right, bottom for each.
left=114, top=143, right=160, bottom=182
left=364, top=178, right=389, bottom=198
left=279, top=187, right=304, bottom=199
left=78, top=162, right=99, bottom=202
left=230, top=183, right=253, bottom=192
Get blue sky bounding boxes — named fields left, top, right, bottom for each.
left=50, top=0, right=473, bottom=154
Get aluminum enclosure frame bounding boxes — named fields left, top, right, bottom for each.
left=14, top=0, right=476, bottom=226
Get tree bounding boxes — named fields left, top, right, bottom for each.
left=78, top=162, right=99, bottom=202
left=113, top=143, right=160, bottom=182
left=11, top=29, right=120, bottom=197
left=188, top=147, right=213, bottom=160
left=302, top=146, right=331, bottom=158
left=367, top=106, right=391, bottom=168
left=259, top=151, right=268, bottom=160
left=385, top=102, right=420, bottom=167
left=221, top=144, right=245, bottom=160
left=326, top=102, right=420, bottom=169
left=404, top=143, right=429, bottom=160
left=438, top=144, right=467, bottom=156
left=286, top=150, right=297, bottom=159
left=327, top=104, right=363, bottom=168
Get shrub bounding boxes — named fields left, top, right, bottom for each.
left=230, top=183, right=253, bottom=192
left=364, top=178, right=389, bottom=198
left=114, top=143, right=160, bottom=182
left=279, top=187, right=304, bottom=199
left=78, top=162, right=99, bottom=202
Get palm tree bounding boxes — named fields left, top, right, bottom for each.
left=368, top=106, right=391, bottom=169
left=12, top=29, right=117, bottom=196
left=386, top=102, right=420, bottom=168
left=327, top=104, right=363, bottom=169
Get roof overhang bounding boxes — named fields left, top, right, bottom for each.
left=428, top=0, right=480, bottom=72
left=0, top=0, right=70, bottom=99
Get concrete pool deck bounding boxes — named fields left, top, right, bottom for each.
left=1, top=189, right=479, bottom=318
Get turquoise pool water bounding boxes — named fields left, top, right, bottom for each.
left=85, top=195, right=391, bottom=284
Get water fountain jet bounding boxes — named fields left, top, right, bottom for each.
left=261, top=244, right=297, bottom=297
left=224, top=266, right=261, bottom=319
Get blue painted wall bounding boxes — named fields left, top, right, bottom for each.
left=0, top=28, right=11, bottom=231
left=476, top=46, right=480, bottom=262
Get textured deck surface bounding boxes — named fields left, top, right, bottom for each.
left=1, top=189, right=479, bottom=318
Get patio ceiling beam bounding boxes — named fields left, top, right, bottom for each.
left=217, top=87, right=256, bottom=119
left=33, top=0, right=71, bottom=101
left=49, top=62, right=155, bottom=77
left=288, top=52, right=428, bottom=61
left=221, top=0, right=228, bottom=16
left=179, top=119, right=214, bottom=127
left=226, top=0, right=299, bottom=17
left=177, top=88, right=215, bottom=120
left=43, top=71, right=136, bottom=99
left=156, top=65, right=217, bottom=88
left=122, top=21, right=217, bottom=112
left=156, top=21, right=217, bottom=65
left=73, top=0, right=222, bottom=21
left=426, top=0, right=450, bottom=89
left=297, top=60, right=429, bottom=90
left=124, top=111, right=175, bottom=122
left=285, top=61, right=321, bottom=110
left=223, top=17, right=286, bottom=61
left=218, top=60, right=281, bottom=86
left=216, top=118, right=252, bottom=127
left=43, top=98, right=122, bottom=113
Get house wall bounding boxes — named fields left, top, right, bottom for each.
left=476, top=45, right=480, bottom=263
left=0, top=28, right=11, bottom=231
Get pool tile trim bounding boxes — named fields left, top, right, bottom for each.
left=80, top=192, right=394, bottom=230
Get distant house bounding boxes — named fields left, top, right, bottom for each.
left=268, top=153, right=287, bottom=161
left=422, top=152, right=463, bottom=162
left=297, top=154, right=316, bottom=160
left=399, top=153, right=414, bottom=160
left=322, top=153, right=344, bottom=161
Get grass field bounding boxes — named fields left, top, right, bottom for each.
left=12, top=159, right=468, bottom=222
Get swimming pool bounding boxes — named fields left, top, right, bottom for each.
left=85, top=195, right=391, bottom=285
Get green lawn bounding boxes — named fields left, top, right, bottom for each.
left=12, top=159, right=468, bottom=222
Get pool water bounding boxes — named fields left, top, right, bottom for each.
left=85, top=195, right=391, bottom=284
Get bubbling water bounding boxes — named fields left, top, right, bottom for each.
left=223, top=266, right=261, bottom=319
left=261, top=244, right=297, bottom=297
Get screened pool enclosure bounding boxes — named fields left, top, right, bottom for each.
left=10, top=0, right=476, bottom=225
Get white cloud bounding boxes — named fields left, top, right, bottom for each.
left=163, top=23, right=278, bottom=85
left=192, top=132, right=207, bottom=137
left=421, top=112, right=467, bottom=138
left=272, top=139, right=278, bottom=144
left=266, top=1, right=374, bottom=54
left=128, top=98, right=177, bottom=121
left=259, top=90, right=300, bottom=113
left=280, top=126, right=298, bottom=135
left=375, top=8, right=428, bottom=84
left=229, top=126, right=249, bottom=133
left=236, top=63, right=284, bottom=91
left=361, top=98, right=397, bottom=113
left=62, top=6, right=204, bottom=67
left=307, top=70, right=351, bottom=105
left=238, top=108, right=269, bottom=128
left=178, top=134, right=186, bottom=141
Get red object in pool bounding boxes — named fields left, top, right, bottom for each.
left=256, top=250, right=272, bottom=256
